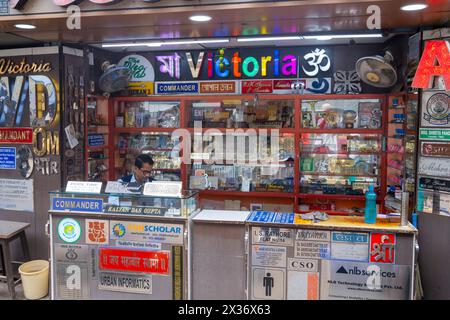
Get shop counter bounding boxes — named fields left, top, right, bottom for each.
left=48, top=190, right=199, bottom=300
left=246, top=212, right=417, bottom=300
left=191, top=210, right=249, bottom=300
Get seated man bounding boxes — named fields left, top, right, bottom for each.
left=118, top=154, right=155, bottom=187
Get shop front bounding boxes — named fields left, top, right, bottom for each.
left=1, top=0, right=449, bottom=300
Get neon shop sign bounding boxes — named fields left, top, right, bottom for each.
left=156, top=48, right=331, bottom=80
left=412, top=40, right=450, bottom=90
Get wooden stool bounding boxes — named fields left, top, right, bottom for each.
left=0, top=221, right=31, bottom=300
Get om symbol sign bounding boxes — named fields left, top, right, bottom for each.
left=303, top=49, right=331, bottom=77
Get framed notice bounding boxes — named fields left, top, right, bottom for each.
left=0, top=178, right=34, bottom=212
left=418, top=156, right=450, bottom=177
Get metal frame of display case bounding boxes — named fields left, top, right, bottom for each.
left=90, top=93, right=391, bottom=215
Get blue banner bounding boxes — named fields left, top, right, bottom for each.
left=88, top=134, right=105, bottom=147
left=0, top=147, right=16, bottom=169
left=156, top=82, right=199, bottom=94
left=52, top=197, right=103, bottom=213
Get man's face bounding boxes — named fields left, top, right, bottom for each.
left=135, top=162, right=153, bottom=183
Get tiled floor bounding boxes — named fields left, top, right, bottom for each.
left=0, top=283, right=49, bottom=300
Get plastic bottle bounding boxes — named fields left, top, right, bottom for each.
left=364, top=185, right=377, bottom=224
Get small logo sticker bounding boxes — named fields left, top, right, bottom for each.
left=58, top=218, right=82, bottom=243
left=86, top=219, right=109, bottom=244
left=112, top=223, right=126, bottom=238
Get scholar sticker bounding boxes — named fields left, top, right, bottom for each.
left=58, top=218, right=82, bottom=243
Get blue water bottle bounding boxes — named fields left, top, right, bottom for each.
left=364, top=185, right=377, bottom=224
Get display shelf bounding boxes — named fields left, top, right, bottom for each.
left=297, top=193, right=366, bottom=200
left=200, top=190, right=295, bottom=198
left=115, top=127, right=177, bottom=133
left=297, top=210, right=362, bottom=216
left=300, top=172, right=379, bottom=177
left=300, top=128, right=383, bottom=134
left=301, top=151, right=381, bottom=156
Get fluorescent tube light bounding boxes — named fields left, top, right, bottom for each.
left=303, top=34, right=383, bottom=40
left=237, top=36, right=303, bottom=42
left=400, top=4, right=428, bottom=11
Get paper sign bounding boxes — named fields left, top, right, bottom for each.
left=0, top=178, right=34, bottom=212
left=331, top=232, right=369, bottom=262
left=115, top=240, right=162, bottom=251
left=287, top=271, right=319, bottom=300
left=66, top=181, right=102, bottom=194
left=0, top=147, right=16, bottom=169
left=252, top=267, right=285, bottom=300
left=65, top=124, right=79, bottom=149
left=98, top=272, right=152, bottom=295
left=143, top=181, right=182, bottom=197
left=252, top=245, right=287, bottom=268
left=252, top=227, right=293, bottom=246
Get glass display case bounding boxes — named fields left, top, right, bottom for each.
left=301, top=98, right=382, bottom=129
left=189, top=132, right=295, bottom=193
left=116, top=101, right=180, bottom=129
left=187, top=97, right=295, bottom=128
left=49, top=189, right=199, bottom=218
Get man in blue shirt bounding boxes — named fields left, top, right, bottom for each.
left=118, top=154, right=155, bottom=186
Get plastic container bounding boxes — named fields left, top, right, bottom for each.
left=18, top=260, right=49, bottom=300
left=364, top=185, right=377, bottom=224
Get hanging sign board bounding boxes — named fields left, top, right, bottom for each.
left=419, top=128, right=450, bottom=141
left=66, top=181, right=102, bottom=194
left=0, top=147, right=16, bottom=169
left=421, top=142, right=450, bottom=157
left=0, top=128, right=33, bottom=144
left=418, top=156, right=450, bottom=177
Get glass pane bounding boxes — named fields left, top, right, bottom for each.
left=301, top=99, right=382, bottom=129
left=189, top=99, right=295, bottom=128
left=117, top=101, right=180, bottom=128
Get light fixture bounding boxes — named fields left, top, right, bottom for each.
left=237, top=36, right=303, bottom=42
left=400, top=3, right=428, bottom=11
left=189, top=15, right=212, bottom=22
left=14, top=24, right=36, bottom=30
left=303, top=33, right=383, bottom=40
left=102, top=38, right=229, bottom=48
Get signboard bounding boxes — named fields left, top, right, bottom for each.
left=242, top=80, right=273, bottom=93
left=330, top=232, right=369, bottom=262
left=85, top=219, right=109, bottom=245
left=87, top=134, right=105, bottom=147
left=419, top=176, right=450, bottom=193
left=0, top=128, right=33, bottom=144
left=418, top=156, right=450, bottom=177
left=320, top=260, right=411, bottom=300
left=295, top=230, right=331, bottom=259
left=0, top=147, right=16, bottom=169
left=0, top=178, right=34, bottom=212
left=51, top=197, right=103, bottom=213
left=98, top=272, right=152, bottom=295
left=419, top=128, right=450, bottom=140
left=155, top=82, right=199, bottom=95
left=421, top=91, right=450, bottom=126
left=252, top=227, right=293, bottom=246
left=369, top=233, right=396, bottom=264
left=110, top=220, right=184, bottom=245
left=66, top=181, right=102, bottom=194
left=199, top=81, right=238, bottom=94
left=99, top=248, right=170, bottom=275
left=104, top=205, right=166, bottom=216
left=115, top=240, right=162, bottom=251
left=287, top=271, right=319, bottom=300
left=252, top=245, right=287, bottom=268
left=105, top=181, right=134, bottom=194
left=252, top=267, right=285, bottom=300
left=143, top=181, right=182, bottom=197
left=172, top=246, right=183, bottom=300
left=118, top=54, right=155, bottom=96
left=421, top=142, right=450, bottom=157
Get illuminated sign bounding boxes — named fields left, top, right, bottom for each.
left=0, top=128, right=32, bottom=144
left=412, top=40, right=450, bottom=90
